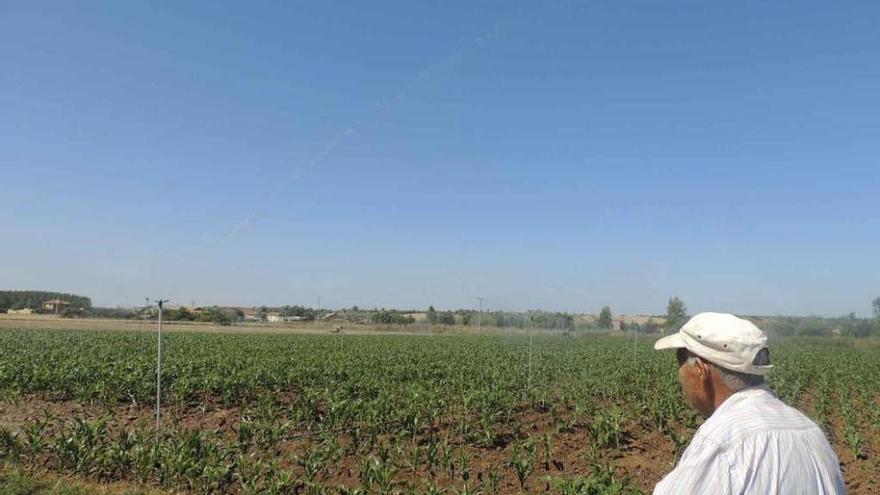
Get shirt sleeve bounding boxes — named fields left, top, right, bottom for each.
left=653, top=436, right=734, bottom=495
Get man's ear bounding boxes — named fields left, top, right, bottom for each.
left=694, top=356, right=712, bottom=382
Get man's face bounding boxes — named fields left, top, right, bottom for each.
left=676, top=348, right=714, bottom=417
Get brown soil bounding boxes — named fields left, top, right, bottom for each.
left=2, top=397, right=877, bottom=494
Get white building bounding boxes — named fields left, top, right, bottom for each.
left=267, top=313, right=306, bottom=323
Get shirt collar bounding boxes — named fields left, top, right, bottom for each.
left=712, top=383, right=773, bottom=417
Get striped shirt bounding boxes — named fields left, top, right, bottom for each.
left=654, top=385, right=846, bottom=495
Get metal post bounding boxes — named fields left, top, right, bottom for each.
left=155, top=299, right=166, bottom=438
left=477, top=297, right=485, bottom=331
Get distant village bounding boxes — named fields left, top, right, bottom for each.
left=1, top=291, right=667, bottom=332
left=3, top=297, right=346, bottom=325
left=3, top=290, right=878, bottom=337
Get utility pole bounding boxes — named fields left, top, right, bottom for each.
left=476, top=297, right=486, bottom=331
left=155, top=299, right=169, bottom=439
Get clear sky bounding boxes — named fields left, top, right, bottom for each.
left=2, top=2, right=878, bottom=316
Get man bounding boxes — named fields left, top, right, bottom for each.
left=653, top=312, right=846, bottom=494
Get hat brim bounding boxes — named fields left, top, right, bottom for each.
left=654, top=333, right=685, bottom=351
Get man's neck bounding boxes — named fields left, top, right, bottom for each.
left=706, top=376, right=736, bottom=416
left=709, top=383, right=767, bottom=416
left=712, top=388, right=734, bottom=413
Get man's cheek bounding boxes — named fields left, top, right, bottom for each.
left=678, top=368, right=691, bottom=390
left=678, top=370, right=697, bottom=403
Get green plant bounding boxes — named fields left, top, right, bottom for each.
left=509, top=438, right=536, bottom=489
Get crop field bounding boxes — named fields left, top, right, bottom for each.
left=0, top=329, right=878, bottom=494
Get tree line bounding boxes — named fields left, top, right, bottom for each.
left=423, top=306, right=575, bottom=329
left=8, top=290, right=880, bottom=337
left=597, top=296, right=880, bottom=338
left=0, top=291, right=92, bottom=312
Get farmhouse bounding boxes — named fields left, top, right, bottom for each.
left=42, top=299, right=71, bottom=314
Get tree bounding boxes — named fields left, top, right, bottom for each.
left=597, top=306, right=613, bottom=329
left=438, top=311, right=456, bottom=325
left=841, top=313, right=874, bottom=338
left=666, top=297, right=688, bottom=331
left=371, top=309, right=414, bottom=325
left=426, top=305, right=437, bottom=325
left=873, top=297, right=880, bottom=320
left=175, top=307, right=194, bottom=321
left=198, top=307, right=231, bottom=325
left=461, top=312, right=472, bottom=326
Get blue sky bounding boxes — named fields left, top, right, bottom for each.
left=2, top=2, right=878, bottom=315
